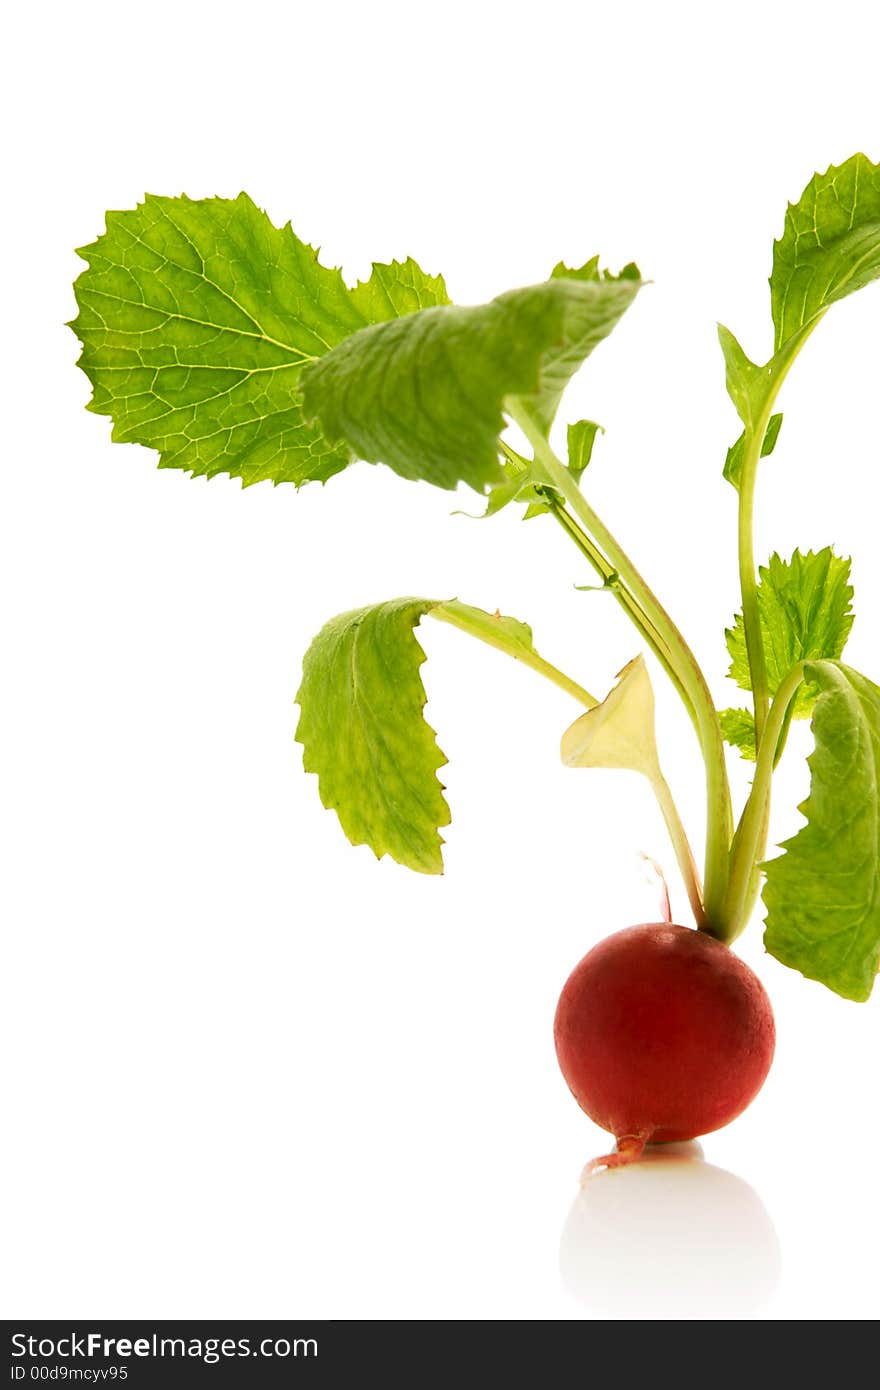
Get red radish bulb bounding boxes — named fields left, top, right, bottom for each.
left=554, top=923, right=775, bottom=1170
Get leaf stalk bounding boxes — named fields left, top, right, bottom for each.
left=720, top=660, right=806, bottom=940
left=507, top=401, right=733, bottom=928
left=429, top=602, right=598, bottom=708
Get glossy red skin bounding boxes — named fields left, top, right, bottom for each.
left=554, top=923, right=775, bottom=1144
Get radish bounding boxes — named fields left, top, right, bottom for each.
left=73, top=155, right=880, bottom=1173
left=554, top=924, right=775, bottom=1170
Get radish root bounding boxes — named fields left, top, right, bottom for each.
left=582, top=1133, right=648, bottom=1180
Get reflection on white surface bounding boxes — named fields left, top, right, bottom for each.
left=560, top=1142, right=781, bottom=1318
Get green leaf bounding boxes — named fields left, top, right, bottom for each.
left=726, top=548, right=854, bottom=717
left=301, top=267, right=642, bottom=493
left=574, top=573, right=620, bottom=594
left=472, top=442, right=546, bottom=519
left=474, top=475, right=533, bottom=519
left=528, top=263, right=640, bottom=433
left=71, top=194, right=448, bottom=487
left=567, top=419, right=602, bottom=483
left=480, top=421, right=603, bottom=522
left=771, top=153, right=880, bottom=354
left=719, top=708, right=757, bottom=761
left=723, top=413, right=783, bottom=490
left=719, top=156, right=880, bottom=433
left=763, top=661, right=880, bottom=1001
left=295, top=598, right=449, bottom=874
left=469, top=417, right=603, bottom=522
left=717, top=324, right=770, bottom=431
left=296, top=595, right=591, bottom=874
left=522, top=499, right=552, bottom=521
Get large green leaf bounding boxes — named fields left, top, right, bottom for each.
left=763, top=661, right=880, bottom=1001
left=71, top=194, right=448, bottom=487
left=301, top=267, right=641, bottom=493
left=771, top=153, right=880, bottom=353
left=725, top=548, right=854, bottom=718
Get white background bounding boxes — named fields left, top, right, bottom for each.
left=3, top=0, right=880, bottom=1321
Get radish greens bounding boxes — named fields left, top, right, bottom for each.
left=71, top=154, right=880, bottom=1002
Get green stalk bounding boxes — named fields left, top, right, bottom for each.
left=736, top=801, right=771, bottom=942
left=544, top=498, right=700, bottom=734
left=430, top=601, right=598, bottom=708
left=718, top=324, right=826, bottom=934
left=737, top=428, right=771, bottom=745
left=649, top=768, right=709, bottom=930
left=507, top=402, right=732, bottom=928
left=721, top=660, right=805, bottom=940
left=435, top=597, right=704, bottom=922
left=734, top=321, right=821, bottom=753
left=735, top=675, right=800, bottom=930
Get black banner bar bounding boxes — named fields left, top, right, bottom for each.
left=4, top=1321, right=573, bottom=1387
left=6, top=1317, right=787, bottom=1383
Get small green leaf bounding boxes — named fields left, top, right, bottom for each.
left=470, top=443, right=547, bottom=519
left=480, top=423, right=601, bottom=521
left=560, top=655, right=660, bottom=778
left=522, top=499, right=553, bottom=520
left=501, top=444, right=561, bottom=522
left=567, top=420, right=602, bottom=483
left=719, top=708, right=757, bottom=761
left=71, top=195, right=448, bottom=487
left=475, top=476, right=533, bottom=519
left=763, top=661, right=880, bottom=1001
left=723, top=413, right=783, bottom=490
left=296, top=598, right=449, bottom=874
left=574, top=572, right=620, bottom=594
left=499, top=441, right=531, bottom=471
left=717, top=324, right=770, bottom=431
left=301, top=268, right=642, bottom=493
left=726, top=549, right=854, bottom=717
left=771, top=153, right=880, bottom=354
